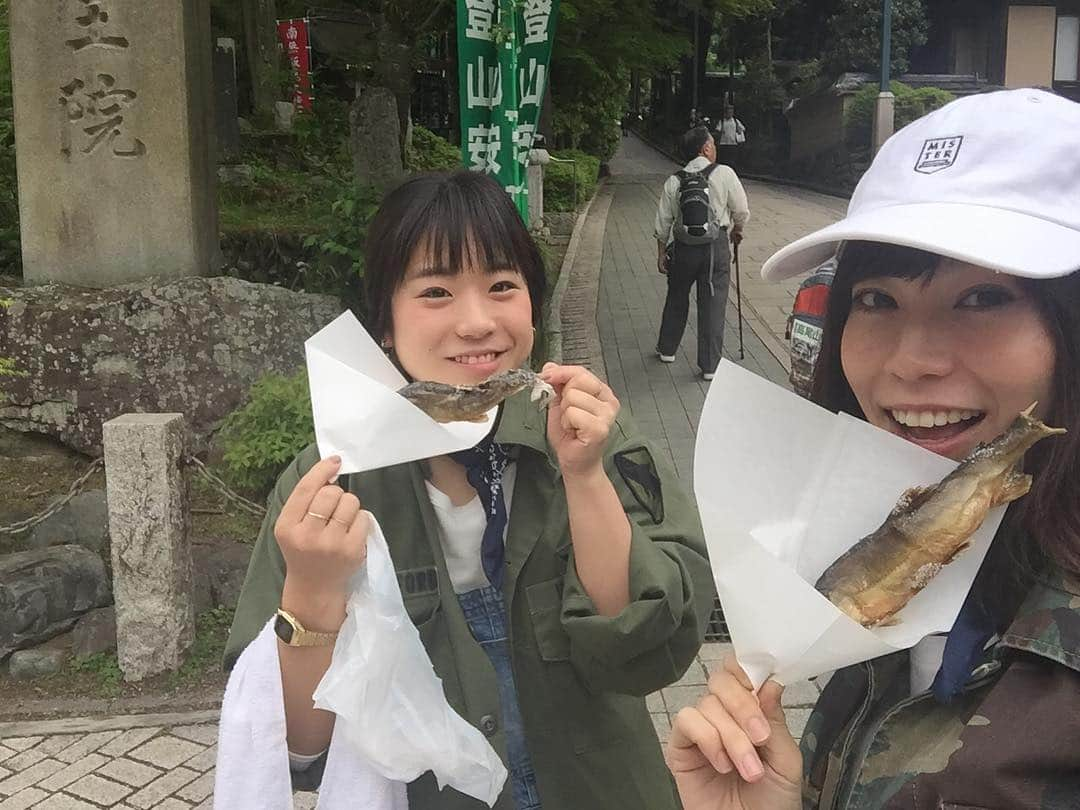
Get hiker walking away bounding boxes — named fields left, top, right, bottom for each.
left=654, top=126, right=750, bottom=381
left=714, top=105, right=746, bottom=172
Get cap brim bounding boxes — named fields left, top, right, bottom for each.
left=761, top=202, right=1080, bottom=282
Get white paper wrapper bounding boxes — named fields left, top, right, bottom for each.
left=305, top=312, right=497, bottom=474
left=694, top=361, right=1005, bottom=689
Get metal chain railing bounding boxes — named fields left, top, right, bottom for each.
left=0, top=457, right=105, bottom=536
left=0, top=455, right=267, bottom=536
left=184, top=456, right=267, bottom=518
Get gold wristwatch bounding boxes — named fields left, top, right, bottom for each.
left=273, top=608, right=339, bottom=647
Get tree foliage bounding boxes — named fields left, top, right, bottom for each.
left=551, top=0, right=686, bottom=159
left=770, top=0, right=928, bottom=77
left=823, top=0, right=928, bottom=76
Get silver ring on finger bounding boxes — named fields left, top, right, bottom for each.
left=306, top=511, right=330, bottom=521
left=328, top=515, right=352, bottom=528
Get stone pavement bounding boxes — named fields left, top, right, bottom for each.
left=0, top=135, right=850, bottom=808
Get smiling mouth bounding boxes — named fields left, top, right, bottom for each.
left=452, top=351, right=503, bottom=365
left=888, top=408, right=986, bottom=442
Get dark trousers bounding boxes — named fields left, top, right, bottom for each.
left=716, top=144, right=739, bottom=172
left=657, top=238, right=731, bottom=374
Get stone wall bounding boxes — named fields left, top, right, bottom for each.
left=0, top=277, right=341, bottom=455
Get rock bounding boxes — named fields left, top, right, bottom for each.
left=237, top=116, right=253, bottom=134
left=27, top=490, right=110, bottom=556
left=351, top=87, right=403, bottom=191
left=0, top=545, right=111, bottom=658
left=72, top=606, right=117, bottom=658
left=274, top=100, right=296, bottom=132
left=196, top=542, right=251, bottom=610
left=217, top=164, right=255, bottom=185
left=0, top=277, right=340, bottom=455
left=9, top=647, right=69, bottom=679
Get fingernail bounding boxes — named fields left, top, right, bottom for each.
left=329, top=455, right=341, bottom=464
left=740, top=753, right=764, bottom=780
left=748, top=717, right=770, bottom=744
left=329, top=474, right=339, bottom=484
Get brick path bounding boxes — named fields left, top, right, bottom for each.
left=0, top=135, right=850, bottom=807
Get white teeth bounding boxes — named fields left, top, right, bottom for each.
left=890, top=409, right=983, bottom=428
left=455, top=353, right=496, bottom=365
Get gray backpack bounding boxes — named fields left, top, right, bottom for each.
left=673, top=164, right=722, bottom=245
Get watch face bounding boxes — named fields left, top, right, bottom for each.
left=274, top=613, right=295, bottom=644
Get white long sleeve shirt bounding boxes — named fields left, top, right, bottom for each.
left=653, top=156, right=750, bottom=244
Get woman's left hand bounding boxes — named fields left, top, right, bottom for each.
left=540, top=362, right=620, bottom=478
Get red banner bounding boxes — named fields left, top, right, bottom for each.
left=276, top=18, right=312, bottom=111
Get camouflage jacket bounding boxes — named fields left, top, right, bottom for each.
left=800, top=571, right=1080, bottom=809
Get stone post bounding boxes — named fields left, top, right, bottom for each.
left=871, top=92, right=896, bottom=155
left=214, top=38, right=241, bottom=161
left=527, top=147, right=551, bottom=232
left=102, top=413, right=195, bottom=681
left=10, top=0, right=218, bottom=286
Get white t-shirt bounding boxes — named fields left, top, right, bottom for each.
left=424, top=463, right=518, bottom=593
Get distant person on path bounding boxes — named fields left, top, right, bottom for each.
left=654, top=126, right=750, bottom=381
left=714, top=106, right=746, bottom=171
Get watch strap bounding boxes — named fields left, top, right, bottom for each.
left=275, top=608, right=339, bottom=647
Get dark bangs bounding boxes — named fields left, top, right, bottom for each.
left=811, top=241, right=1080, bottom=584
left=364, top=171, right=546, bottom=342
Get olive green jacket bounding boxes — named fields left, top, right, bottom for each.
left=224, top=391, right=715, bottom=809
left=800, top=569, right=1080, bottom=809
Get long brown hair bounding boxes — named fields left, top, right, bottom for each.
left=810, top=241, right=1080, bottom=586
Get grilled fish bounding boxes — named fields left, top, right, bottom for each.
left=397, top=368, right=555, bottom=423
left=815, top=405, right=1065, bottom=627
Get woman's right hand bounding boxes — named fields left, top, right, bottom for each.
left=666, top=655, right=803, bottom=810
left=274, top=455, right=370, bottom=607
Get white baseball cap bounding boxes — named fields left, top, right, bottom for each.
left=762, top=88, right=1080, bottom=282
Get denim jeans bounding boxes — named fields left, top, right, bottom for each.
left=458, top=586, right=542, bottom=810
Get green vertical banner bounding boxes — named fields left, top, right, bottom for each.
left=457, top=0, right=559, bottom=224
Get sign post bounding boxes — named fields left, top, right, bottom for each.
left=276, top=18, right=313, bottom=111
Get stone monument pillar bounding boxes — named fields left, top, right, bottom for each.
left=10, top=0, right=218, bottom=287
left=102, top=413, right=195, bottom=681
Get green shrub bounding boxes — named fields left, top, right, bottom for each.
left=216, top=370, right=315, bottom=497
left=845, top=81, right=955, bottom=146
left=405, top=125, right=462, bottom=173
left=544, top=149, right=600, bottom=213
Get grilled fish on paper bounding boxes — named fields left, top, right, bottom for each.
left=815, top=406, right=1065, bottom=627
left=397, top=368, right=555, bottom=423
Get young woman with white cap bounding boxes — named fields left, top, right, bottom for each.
left=666, top=88, right=1080, bottom=809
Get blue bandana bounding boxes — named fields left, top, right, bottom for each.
left=931, top=593, right=995, bottom=704
left=450, top=438, right=512, bottom=591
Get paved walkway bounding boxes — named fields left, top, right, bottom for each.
left=0, top=135, right=850, bottom=808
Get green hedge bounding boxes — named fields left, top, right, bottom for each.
left=405, top=125, right=462, bottom=173
left=846, top=81, right=955, bottom=145
left=544, top=149, right=601, bottom=213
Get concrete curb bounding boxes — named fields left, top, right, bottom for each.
left=546, top=188, right=600, bottom=365
left=0, top=708, right=221, bottom=738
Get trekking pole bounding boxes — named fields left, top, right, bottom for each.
left=734, top=240, right=745, bottom=359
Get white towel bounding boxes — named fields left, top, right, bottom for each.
left=214, top=617, right=408, bottom=810
left=213, top=514, right=506, bottom=809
